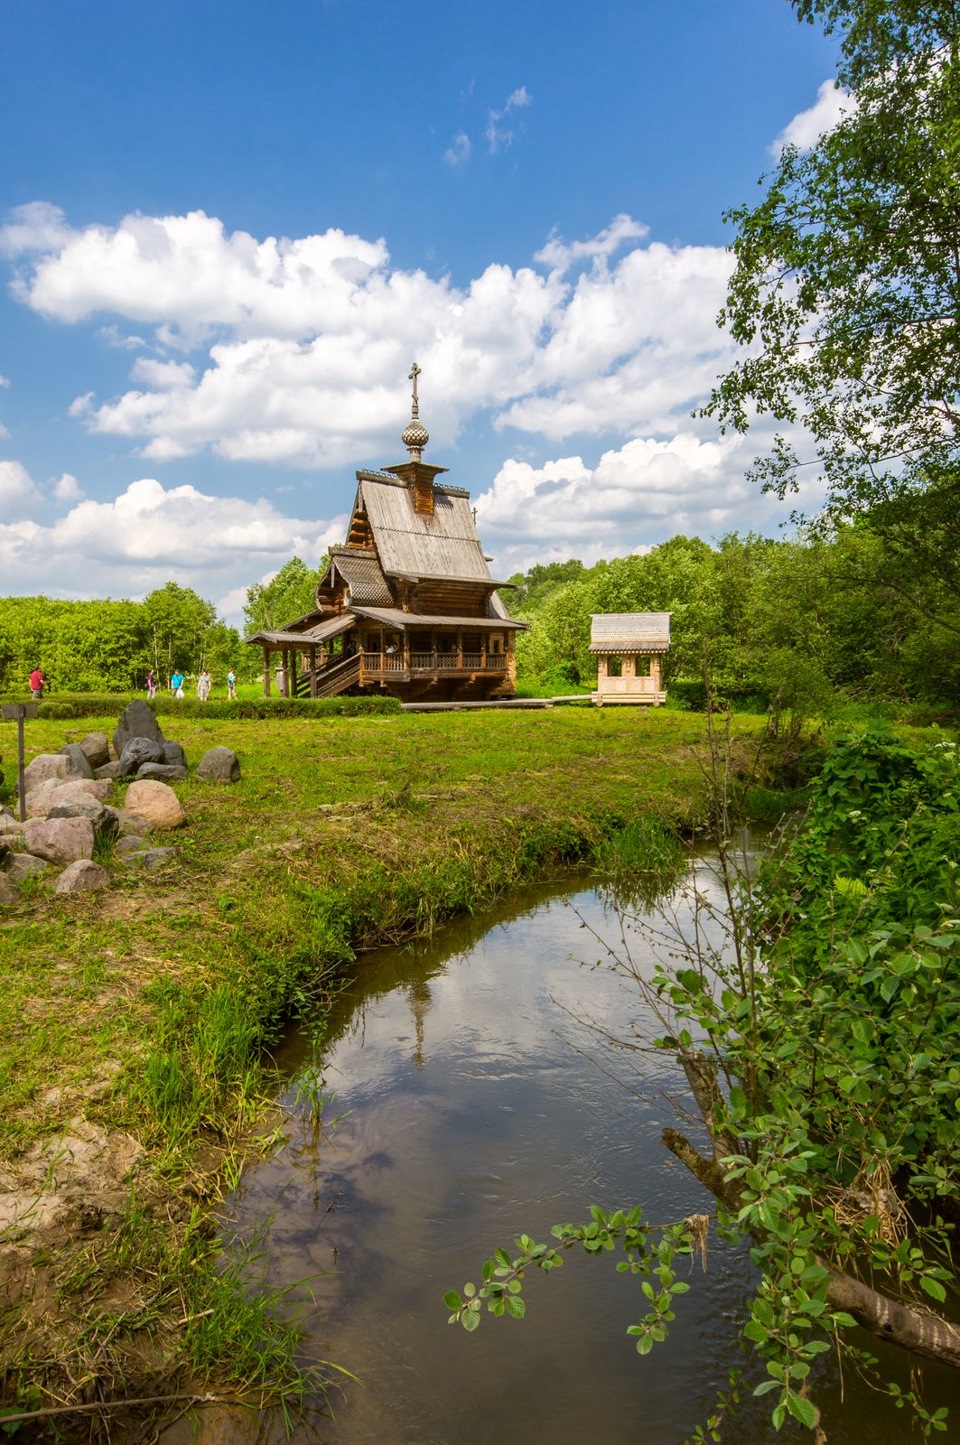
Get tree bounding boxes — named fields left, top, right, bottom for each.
left=243, top=557, right=321, bottom=637
left=142, top=583, right=219, bottom=677
left=449, top=729, right=960, bottom=1435
left=707, top=2, right=960, bottom=532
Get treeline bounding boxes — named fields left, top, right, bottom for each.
left=508, top=526, right=960, bottom=709
left=0, top=583, right=245, bottom=694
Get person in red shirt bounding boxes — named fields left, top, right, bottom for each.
left=29, top=668, right=45, bottom=699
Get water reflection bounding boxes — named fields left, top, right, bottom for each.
left=208, top=872, right=956, bottom=1445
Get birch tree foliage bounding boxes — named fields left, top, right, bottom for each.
left=707, top=1, right=960, bottom=523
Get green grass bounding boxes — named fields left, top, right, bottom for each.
left=0, top=704, right=761, bottom=1425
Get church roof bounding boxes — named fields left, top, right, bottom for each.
left=355, top=474, right=495, bottom=584
left=327, top=547, right=393, bottom=606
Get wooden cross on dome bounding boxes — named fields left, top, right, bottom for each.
left=409, top=361, right=422, bottom=418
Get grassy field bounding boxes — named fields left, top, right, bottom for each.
left=0, top=703, right=758, bottom=1432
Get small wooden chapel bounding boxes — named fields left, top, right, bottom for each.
left=589, top=613, right=670, bottom=705
left=245, top=365, right=527, bottom=703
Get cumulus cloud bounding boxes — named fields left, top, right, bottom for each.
left=0, top=458, right=40, bottom=511
left=0, top=477, right=345, bottom=620
left=770, top=79, right=854, bottom=155
left=53, top=472, right=84, bottom=503
left=476, top=424, right=825, bottom=577
left=2, top=205, right=740, bottom=464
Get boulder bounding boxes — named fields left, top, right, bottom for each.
left=3, top=853, right=52, bottom=882
left=22, top=753, right=74, bottom=793
left=58, top=744, right=95, bottom=780
left=76, top=732, right=111, bottom=770
left=197, top=746, right=241, bottom=784
left=118, top=736, right=166, bottom=776
left=123, top=780, right=185, bottom=831
left=23, top=817, right=95, bottom=865
left=95, top=761, right=127, bottom=781
left=26, top=777, right=111, bottom=819
left=136, top=762, right=188, bottom=782
left=47, top=799, right=119, bottom=838
left=113, top=699, right=165, bottom=759
left=113, top=809, right=152, bottom=837
left=115, top=835, right=149, bottom=855
left=127, top=846, right=176, bottom=871
left=54, top=859, right=110, bottom=895
left=0, top=812, right=24, bottom=837
left=162, top=740, right=188, bottom=769
left=0, top=873, right=18, bottom=906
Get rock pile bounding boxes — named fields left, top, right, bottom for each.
left=0, top=701, right=240, bottom=906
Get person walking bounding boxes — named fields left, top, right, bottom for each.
left=146, top=668, right=157, bottom=699
left=226, top=667, right=237, bottom=700
left=197, top=669, right=212, bottom=702
left=170, top=668, right=185, bottom=699
left=29, top=667, right=46, bottom=700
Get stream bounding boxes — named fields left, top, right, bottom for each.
left=194, top=864, right=959, bottom=1444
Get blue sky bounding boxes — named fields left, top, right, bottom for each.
left=0, top=0, right=840, bottom=621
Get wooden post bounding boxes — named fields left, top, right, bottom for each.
left=262, top=649, right=271, bottom=698
left=309, top=646, right=318, bottom=697
left=2, top=703, right=39, bottom=823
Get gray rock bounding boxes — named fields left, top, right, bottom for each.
left=96, top=761, right=127, bottom=780
left=58, top=743, right=95, bottom=780
left=47, top=799, right=119, bottom=838
left=113, top=699, right=165, bottom=759
left=22, top=753, right=74, bottom=793
left=0, top=873, right=19, bottom=906
left=113, top=809, right=152, bottom=837
left=54, top=859, right=110, bottom=895
left=196, top=746, right=241, bottom=783
left=118, top=736, right=166, bottom=775
left=76, top=732, right=111, bottom=770
left=115, top=834, right=149, bottom=855
left=26, top=777, right=111, bottom=820
left=3, top=852, right=52, bottom=882
left=136, top=762, right=188, bottom=782
left=0, top=805, right=17, bottom=822
left=23, top=816, right=96, bottom=865
left=162, top=740, right=188, bottom=769
left=127, top=846, right=176, bottom=871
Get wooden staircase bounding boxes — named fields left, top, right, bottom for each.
left=295, top=654, right=361, bottom=699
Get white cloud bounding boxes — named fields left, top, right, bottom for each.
left=771, top=79, right=854, bottom=155
left=476, top=425, right=825, bottom=577
left=130, top=357, right=196, bottom=389
left=485, top=86, right=533, bottom=154
left=53, top=472, right=84, bottom=503
left=0, top=477, right=346, bottom=621
left=0, top=459, right=40, bottom=511
left=444, top=132, right=472, bottom=167
left=534, top=214, right=650, bottom=273
left=0, top=201, right=71, bottom=258
left=96, top=324, right=146, bottom=350
left=2, top=206, right=739, bottom=464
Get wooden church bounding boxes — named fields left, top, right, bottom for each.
left=246, top=366, right=526, bottom=703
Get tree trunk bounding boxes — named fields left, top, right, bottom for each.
left=661, top=1123, right=960, bottom=1371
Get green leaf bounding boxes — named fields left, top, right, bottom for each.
left=505, top=1295, right=526, bottom=1320
left=786, top=1393, right=818, bottom=1429
left=920, top=1275, right=947, bottom=1303
left=442, top=1291, right=461, bottom=1310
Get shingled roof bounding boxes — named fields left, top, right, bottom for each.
left=589, top=613, right=671, bottom=653
left=356, top=474, right=495, bottom=584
